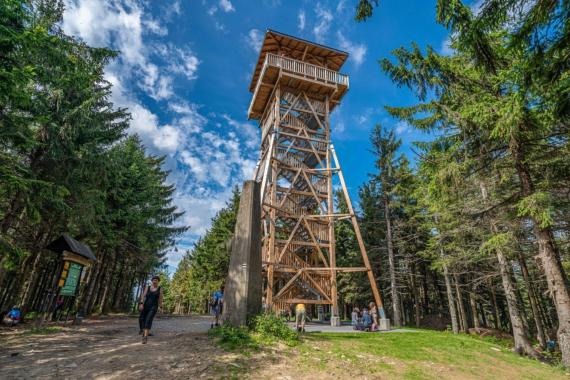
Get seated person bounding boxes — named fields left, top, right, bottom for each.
left=361, top=308, right=372, bottom=331
left=3, top=306, right=22, bottom=327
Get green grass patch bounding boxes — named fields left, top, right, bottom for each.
left=295, top=329, right=568, bottom=380
left=23, top=326, right=62, bottom=335
left=208, top=325, right=259, bottom=351
left=209, top=313, right=299, bottom=351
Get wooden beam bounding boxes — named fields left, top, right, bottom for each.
left=277, top=299, right=331, bottom=305
left=330, top=144, right=385, bottom=311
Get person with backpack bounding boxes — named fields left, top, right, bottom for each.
left=210, top=285, right=224, bottom=328
left=138, top=275, right=163, bottom=344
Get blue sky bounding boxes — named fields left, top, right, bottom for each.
left=61, top=0, right=461, bottom=268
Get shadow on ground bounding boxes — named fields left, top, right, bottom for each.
left=0, top=315, right=272, bottom=379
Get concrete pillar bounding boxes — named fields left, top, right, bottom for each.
left=330, top=316, right=341, bottom=326
left=222, top=181, right=262, bottom=327
left=379, top=318, right=391, bottom=331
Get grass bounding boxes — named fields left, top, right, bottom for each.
left=22, top=326, right=62, bottom=336
left=293, top=329, right=569, bottom=380
left=208, top=318, right=568, bottom=379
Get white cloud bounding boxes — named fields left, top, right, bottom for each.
left=105, top=71, right=184, bottom=154
left=337, top=31, right=366, bottom=66
left=63, top=0, right=146, bottom=67
left=313, top=4, right=333, bottom=43
left=166, top=46, right=200, bottom=80
left=246, top=29, right=263, bottom=52
left=219, top=0, right=235, bottom=12
left=170, top=1, right=181, bottom=15
left=223, top=115, right=260, bottom=149
left=395, top=121, right=412, bottom=135
left=63, top=0, right=199, bottom=102
left=336, top=0, right=347, bottom=13
left=63, top=0, right=260, bottom=269
left=144, top=18, right=168, bottom=36
left=298, top=10, right=306, bottom=31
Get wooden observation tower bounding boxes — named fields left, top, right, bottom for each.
left=249, top=30, right=384, bottom=324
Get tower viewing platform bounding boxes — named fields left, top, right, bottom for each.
left=248, top=30, right=350, bottom=120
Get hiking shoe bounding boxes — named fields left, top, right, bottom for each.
left=142, top=336, right=147, bottom=344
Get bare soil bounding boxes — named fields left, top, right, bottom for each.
left=0, top=315, right=265, bottom=379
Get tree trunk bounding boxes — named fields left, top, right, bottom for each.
left=489, top=279, right=501, bottom=329
left=512, top=139, right=570, bottom=365
left=454, top=274, right=468, bottom=332
left=384, top=195, right=401, bottom=327
left=442, top=256, right=459, bottom=334
left=479, top=301, right=488, bottom=327
left=495, top=243, right=541, bottom=358
left=478, top=179, right=541, bottom=358
left=421, top=263, right=430, bottom=315
left=410, top=263, right=421, bottom=327
left=469, top=281, right=480, bottom=329
left=519, top=252, right=547, bottom=349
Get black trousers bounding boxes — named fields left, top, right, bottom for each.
left=139, top=306, right=157, bottom=330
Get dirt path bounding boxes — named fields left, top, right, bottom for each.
left=0, top=315, right=262, bottom=379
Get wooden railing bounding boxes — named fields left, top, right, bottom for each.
left=265, top=53, right=349, bottom=86
left=248, top=53, right=349, bottom=118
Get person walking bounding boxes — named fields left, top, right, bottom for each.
left=210, top=285, right=224, bottom=328
left=295, top=303, right=306, bottom=332
left=138, top=275, right=163, bottom=344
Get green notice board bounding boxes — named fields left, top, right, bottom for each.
left=60, top=262, right=82, bottom=296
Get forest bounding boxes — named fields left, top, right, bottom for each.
left=0, top=0, right=185, bottom=316
left=169, top=0, right=570, bottom=366
left=1, top=0, right=569, bottom=369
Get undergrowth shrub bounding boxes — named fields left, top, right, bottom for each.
left=209, top=313, right=299, bottom=350
left=250, top=313, right=298, bottom=345
left=208, top=325, right=258, bottom=350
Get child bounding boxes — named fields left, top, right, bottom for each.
left=351, top=307, right=360, bottom=330
left=362, top=308, right=372, bottom=331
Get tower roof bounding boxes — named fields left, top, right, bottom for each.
left=249, top=29, right=349, bottom=92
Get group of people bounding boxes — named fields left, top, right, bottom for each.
left=351, top=302, right=380, bottom=332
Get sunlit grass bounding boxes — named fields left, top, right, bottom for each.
left=295, top=329, right=568, bottom=380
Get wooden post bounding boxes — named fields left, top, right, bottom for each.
left=330, top=145, right=385, bottom=314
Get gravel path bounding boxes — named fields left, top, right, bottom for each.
left=0, top=315, right=245, bottom=379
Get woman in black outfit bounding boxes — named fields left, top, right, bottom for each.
left=138, top=275, right=163, bottom=344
